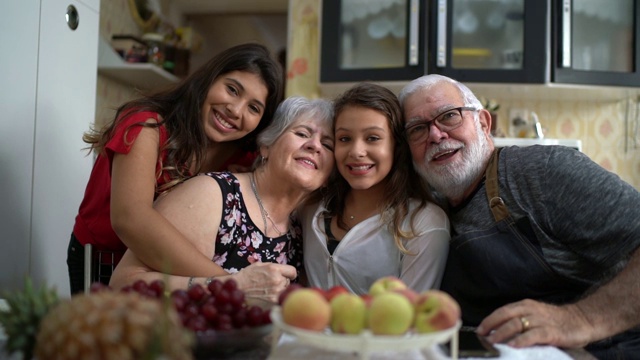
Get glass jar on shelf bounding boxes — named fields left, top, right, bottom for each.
left=142, top=33, right=165, bottom=67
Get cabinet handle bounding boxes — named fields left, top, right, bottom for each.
left=66, top=4, right=79, bottom=30
left=408, top=0, right=419, bottom=66
left=561, top=0, right=571, bottom=68
left=436, top=0, right=447, bottom=67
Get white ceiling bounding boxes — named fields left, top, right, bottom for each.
left=172, top=0, right=288, bottom=15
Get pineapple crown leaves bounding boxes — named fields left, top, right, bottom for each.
left=0, top=278, right=59, bottom=360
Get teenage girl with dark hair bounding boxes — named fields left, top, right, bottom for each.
left=68, top=43, right=284, bottom=294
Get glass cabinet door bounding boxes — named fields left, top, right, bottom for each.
left=431, top=0, right=549, bottom=83
left=339, top=0, right=408, bottom=69
left=450, top=0, right=525, bottom=70
left=554, top=0, right=640, bottom=86
left=321, top=0, right=428, bottom=82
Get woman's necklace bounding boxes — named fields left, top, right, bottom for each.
left=250, top=174, right=286, bottom=236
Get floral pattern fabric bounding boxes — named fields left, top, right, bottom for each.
left=203, top=172, right=303, bottom=274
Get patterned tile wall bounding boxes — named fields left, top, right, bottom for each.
left=491, top=99, right=640, bottom=189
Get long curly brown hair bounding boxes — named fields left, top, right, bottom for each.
left=84, top=43, right=284, bottom=192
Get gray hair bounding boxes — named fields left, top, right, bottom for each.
left=255, top=96, right=334, bottom=166
left=398, top=74, right=483, bottom=110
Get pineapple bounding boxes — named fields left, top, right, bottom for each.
left=34, top=291, right=194, bottom=360
left=0, top=278, right=59, bottom=360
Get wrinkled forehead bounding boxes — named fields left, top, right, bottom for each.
left=403, top=83, right=463, bottom=122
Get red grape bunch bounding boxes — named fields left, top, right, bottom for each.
left=90, top=278, right=272, bottom=333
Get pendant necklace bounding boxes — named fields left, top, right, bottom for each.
left=341, top=214, right=355, bottom=232
left=250, top=174, right=286, bottom=236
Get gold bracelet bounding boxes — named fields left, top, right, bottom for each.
left=187, top=276, right=195, bottom=289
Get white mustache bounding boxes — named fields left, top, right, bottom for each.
left=426, top=140, right=465, bottom=160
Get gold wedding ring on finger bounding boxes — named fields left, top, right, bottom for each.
left=519, top=316, right=530, bottom=333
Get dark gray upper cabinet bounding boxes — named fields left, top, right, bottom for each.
left=320, top=0, right=640, bottom=88
left=320, top=0, right=429, bottom=82
left=552, top=0, right=640, bottom=87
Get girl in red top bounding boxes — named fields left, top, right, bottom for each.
left=67, top=43, right=284, bottom=294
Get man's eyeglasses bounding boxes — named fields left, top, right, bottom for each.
left=405, top=106, right=477, bottom=144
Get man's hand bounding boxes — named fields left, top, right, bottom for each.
left=476, top=299, right=595, bottom=349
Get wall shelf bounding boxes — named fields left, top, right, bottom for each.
left=97, top=37, right=179, bottom=90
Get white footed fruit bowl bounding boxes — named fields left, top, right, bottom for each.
left=269, top=306, right=461, bottom=360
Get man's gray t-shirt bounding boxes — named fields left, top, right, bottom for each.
left=451, top=145, right=640, bottom=287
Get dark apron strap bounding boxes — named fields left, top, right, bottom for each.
left=485, top=148, right=509, bottom=222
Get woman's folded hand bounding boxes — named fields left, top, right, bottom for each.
left=232, top=262, right=297, bottom=303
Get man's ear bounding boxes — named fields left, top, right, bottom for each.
left=478, top=109, right=492, bottom=136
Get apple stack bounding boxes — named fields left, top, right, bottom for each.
left=280, top=276, right=460, bottom=336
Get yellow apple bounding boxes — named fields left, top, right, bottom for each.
left=368, top=292, right=414, bottom=335
left=329, top=293, right=367, bottom=334
left=368, top=276, right=407, bottom=297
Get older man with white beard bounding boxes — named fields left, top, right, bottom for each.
left=399, top=74, right=640, bottom=360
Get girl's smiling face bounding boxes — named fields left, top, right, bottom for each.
left=201, top=70, right=269, bottom=142
left=334, top=106, right=395, bottom=191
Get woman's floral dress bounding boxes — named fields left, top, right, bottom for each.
left=202, top=172, right=303, bottom=274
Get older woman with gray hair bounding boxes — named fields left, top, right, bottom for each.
left=110, top=97, right=335, bottom=303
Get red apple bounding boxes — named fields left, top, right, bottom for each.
left=324, top=285, right=349, bottom=301
left=282, top=289, right=331, bottom=331
left=277, top=283, right=303, bottom=305
left=414, top=290, right=461, bottom=333
left=309, top=286, right=327, bottom=298
left=392, top=288, right=419, bottom=305
left=360, top=293, right=374, bottom=308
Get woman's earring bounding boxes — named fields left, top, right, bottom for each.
left=261, top=156, right=267, bottom=166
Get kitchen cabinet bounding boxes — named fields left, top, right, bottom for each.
left=320, top=0, right=640, bottom=100
left=320, top=0, right=429, bottom=82
left=552, top=0, right=640, bottom=87
left=0, top=0, right=99, bottom=293
left=431, top=0, right=548, bottom=84
left=432, top=0, right=640, bottom=87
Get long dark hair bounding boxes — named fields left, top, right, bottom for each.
left=85, top=43, right=284, bottom=191
left=324, top=82, right=433, bottom=252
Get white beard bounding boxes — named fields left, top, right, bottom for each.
left=415, top=120, right=492, bottom=203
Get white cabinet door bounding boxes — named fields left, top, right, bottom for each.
left=30, top=0, right=99, bottom=295
left=0, top=2, right=41, bottom=291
